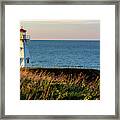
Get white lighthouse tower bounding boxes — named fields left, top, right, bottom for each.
left=20, top=27, right=31, bottom=67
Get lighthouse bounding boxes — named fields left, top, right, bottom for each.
left=20, top=27, right=31, bottom=67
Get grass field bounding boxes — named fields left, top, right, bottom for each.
left=20, top=68, right=100, bottom=100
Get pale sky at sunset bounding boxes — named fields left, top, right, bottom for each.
left=20, top=20, right=100, bottom=40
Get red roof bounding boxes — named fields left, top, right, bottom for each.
left=20, top=28, right=26, bottom=32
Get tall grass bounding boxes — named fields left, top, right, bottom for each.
left=20, top=68, right=100, bottom=100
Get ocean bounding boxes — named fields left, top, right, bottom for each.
left=28, top=40, right=100, bottom=70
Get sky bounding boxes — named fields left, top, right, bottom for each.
left=20, top=20, right=100, bottom=40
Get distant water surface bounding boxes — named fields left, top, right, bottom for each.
left=28, top=40, right=100, bottom=70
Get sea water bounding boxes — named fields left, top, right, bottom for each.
left=28, top=40, right=100, bottom=70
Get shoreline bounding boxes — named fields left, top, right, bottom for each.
left=21, top=67, right=100, bottom=73
left=22, top=67, right=100, bottom=70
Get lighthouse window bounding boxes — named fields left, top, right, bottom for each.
left=26, top=57, right=30, bottom=63
left=20, top=47, right=23, bottom=51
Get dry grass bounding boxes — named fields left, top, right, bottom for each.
left=20, top=68, right=100, bottom=100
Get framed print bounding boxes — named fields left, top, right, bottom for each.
left=0, top=0, right=119, bottom=119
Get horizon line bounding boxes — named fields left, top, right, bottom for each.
left=30, top=39, right=100, bottom=41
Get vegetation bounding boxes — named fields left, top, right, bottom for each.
left=20, top=68, right=100, bottom=100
